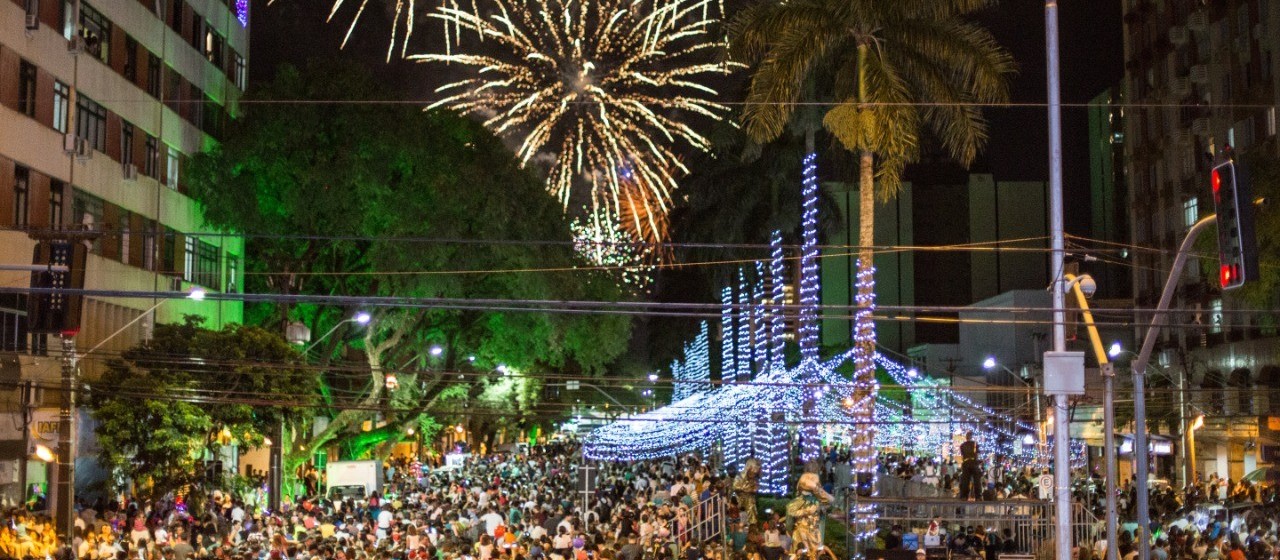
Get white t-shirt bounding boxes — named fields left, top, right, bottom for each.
left=481, top=512, right=504, bottom=536
left=378, top=509, right=394, bottom=529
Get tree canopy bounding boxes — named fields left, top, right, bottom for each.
left=88, top=317, right=314, bottom=501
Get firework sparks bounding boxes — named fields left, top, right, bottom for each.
left=414, top=0, right=735, bottom=232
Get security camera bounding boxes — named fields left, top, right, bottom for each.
left=1079, top=275, right=1097, bottom=298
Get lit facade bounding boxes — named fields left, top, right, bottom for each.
left=0, top=0, right=247, bottom=503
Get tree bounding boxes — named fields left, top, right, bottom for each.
left=186, top=62, right=632, bottom=473
left=729, top=0, right=1013, bottom=474
left=88, top=317, right=315, bottom=502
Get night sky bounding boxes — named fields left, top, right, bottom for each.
left=247, top=0, right=1124, bottom=235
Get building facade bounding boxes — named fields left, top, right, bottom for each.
left=819, top=170, right=1049, bottom=355
left=0, top=0, right=247, bottom=504
left=1121, top=0, right=1280, bottom=484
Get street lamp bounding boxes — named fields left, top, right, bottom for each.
left=300, top=312, right=373, bottom=354
left=429, top=345, right=444, bottom=357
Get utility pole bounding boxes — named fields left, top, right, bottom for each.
left=1045, top=4, right=1077, bottom=560
left=18, top=381, right=35, bottom=509
left=56, top=336, right=76, bottom=541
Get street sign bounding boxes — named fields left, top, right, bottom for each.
left=1038, top=474, right=1053, bottom=500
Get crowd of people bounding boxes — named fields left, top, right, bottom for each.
left=0, top=440, right=1274, bottom=560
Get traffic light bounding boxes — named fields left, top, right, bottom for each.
left=1211, top=160, right=1259, bottom=290
left=27, top=241, right=87, bottom=335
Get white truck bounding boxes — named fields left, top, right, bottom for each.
left=325, top=460, right=383, bottom=501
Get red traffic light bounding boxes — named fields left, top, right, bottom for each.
left=1212, top=168, right=1221, bottom=193
left=1220, top=264, right=1236, bottom=289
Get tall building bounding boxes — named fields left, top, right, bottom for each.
left=1120, top=0, right=1280, bottom=484
left=0, top=0, right=247, bottom=503
left=1088, top=87, right=1133, bottom=300
left=820, top=168, right=1049, bottom=354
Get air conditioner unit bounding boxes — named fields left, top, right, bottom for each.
left=1169, top=26, right=1189, bottom=46
left=63, top=134, right=91, bottom=160
left=24, top=0, right=38, bottom=30
left=1188, top=11, right=1209, bottom=31
left=1170, top=76, right=1191, bottom=97
left=67, top=35, right=84, bottom=55
left=122, top=163, right=138, bottom=180
left=1190, top=64, right=1210, bottom=84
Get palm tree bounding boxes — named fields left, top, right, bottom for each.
left=729, top=0, right=1014, bottom=475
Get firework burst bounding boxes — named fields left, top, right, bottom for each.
left=413, top=0, right=734, bottom=233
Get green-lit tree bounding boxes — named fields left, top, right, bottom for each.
left=186, top=62, right=632, bottom=471
left=88, top=317, right=315, bottom=502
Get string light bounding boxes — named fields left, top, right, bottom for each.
left=768, top=231, right=785, bottom=373
left=798, top=153, right=821, bottom=361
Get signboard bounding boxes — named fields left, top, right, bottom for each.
left=444, top=453, right=470, bottom=469
left=1267, top=417, right=1280, bottom=431
left=1261, top=445, right=1280, bottom=463
left=1120, top=438, right=1173, bottom=455
left=1038, top=474, right=1054, bottom=500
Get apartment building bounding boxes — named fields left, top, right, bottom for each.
left=0, top=0, right=247, bottom=503
left=1121, top=0, right=1280, bottom=483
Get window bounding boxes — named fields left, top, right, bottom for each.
left=78, top=2, right=111, bottom=64
left=161, top=229, right=176, bottom=275
left=206, top=28, right=224, bottom=67
left=143, top=220, right=157, bottom=271
left=144, top=135, right=159, bottom=178
left=121, top=123, right=134, bottom=166
left=72, top=190, right=103, bottom=252
left=169, top=0, right=182, bottom=33
left=53, top=81, right=70, bottom=133
left=232, top=53, right=246, bottom=90
left=184, top=238, right=221, bottom=289
left=13, top=167, right=30, bottom=229
left=190, top=17, right=203, bottom=51
left=1183, top=198, right=1198, bottom=230
left=118, top=209, right=130, bottom=264
left=226, top=254, right=238, bottom=293
left=190, top=85, right=204, bottom=131
left=124, top=35, right=138, bottom=83
left=49, top=182, right=63, bottom=229
left=165, top=146, right=180, bottom=190
left=18, top=60, right=37, bottom=117
left=147, top=53, right=161, bottom=98
left=183, top=237, right=195, bottom=282
left=76, top=95, right=108, bottom=153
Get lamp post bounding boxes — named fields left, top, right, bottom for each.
left=983, top=357, right=1039, bottom=446
left=277, top=311, right=372, bottom=511
left=1187, top=415, right=1204, bottom=486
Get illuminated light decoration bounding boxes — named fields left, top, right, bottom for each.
left=768, top=231, right=785, bottom=373
left=670, top=322, right=711, bottom=402
left=798, top=153, right=821, bottom=361
left=570, top=218, right=654, bottom=291
left=752, top=262, right=768, bottom=374
left=719, top=285, right=743, bottom=469
left=415, top=0, right=738, bottom=235
left=735, top=269, right=752, bottom=380
left=236, top=0, right=249, bottom=26
left=795, top=152, right=822, bottom=464
left=670, top=359, right=686, bottom=403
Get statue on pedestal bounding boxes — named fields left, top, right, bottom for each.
left=786, top=472, right=834, bottom=560
left=732, top=458, right=762, bottom=525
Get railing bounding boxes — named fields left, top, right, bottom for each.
left=666, top=492, right=728, bottom=546
left=847, top=496, right=1103, bottom=554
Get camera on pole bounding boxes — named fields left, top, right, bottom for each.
left=1210, top=159, right=1259, bottom=290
